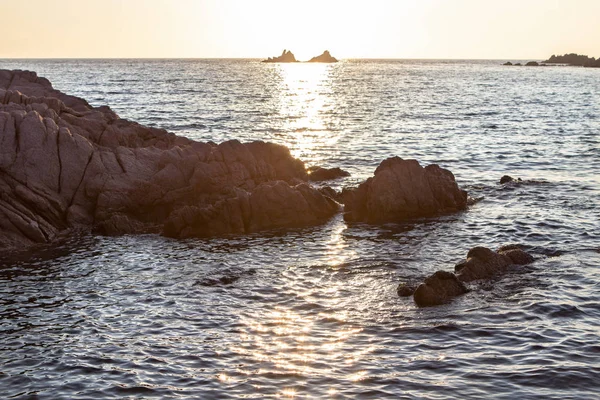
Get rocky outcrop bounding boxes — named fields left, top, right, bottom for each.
left=410, top=245, right=534, bottom=306
left=307, top=166, right=350, bottom=182
left=343, top=157, right=468, bottom=223
left=503, top=62, right=513, bottom=66
left=262, top=50, right=298, bottom=63
left=544, top=53, right=600, bottom=68
left=525, top=61, right=540, bottom=67
left=0, top=69, right=338, bottom=251
left=308, top=50, right=338, bottom=63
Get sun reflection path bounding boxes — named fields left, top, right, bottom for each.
left=273, top=63, right=340, bottom=166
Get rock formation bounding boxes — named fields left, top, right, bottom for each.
left=308, top=50, right=338, bottom=63
left=544, top=53, right=600, bottom=68
left=343, top=157, right=468, bottom=223
left=503, top=61, right=513, bottom=66
left=409, top=245, right=534, bottom=306
left=0, top=69, right=339, bottom=251
left=262, top=50, right=298, bottom=63
left=525, top=61, right=540, bottom=67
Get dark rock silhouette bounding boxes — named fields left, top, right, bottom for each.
left=413, top=271, right=468, bottom=307
left=514, top=63, right=522, bottom=66
left=307, top=166, right=350, bottom=182
left=499, top=175, right=523, bottom=184
left=0, top=69, right=338, bottom=251
left=503, top=62, right=513, bottom=66
left=525, top=61, right=540, bottom=67
left=343, top=157, right=468, bottom=223
left=412, top=245, right=534, bottom=306
left=544, top=53, right=600, bottom=68
left=262, top=49, right=298, bottom=63
left=397, top=282, right=417, bottom=297
left=308, top=50, right=338, bottom=63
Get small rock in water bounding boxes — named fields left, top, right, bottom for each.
left=308, top=166, right=350, bottom=182
left=413, top=271, right=468, bottom=307
left=397, top=283, right=416, bottom=297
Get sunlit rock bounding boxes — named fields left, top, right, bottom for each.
left=262, top=49, right=298, bottom=63
left=308, top=50, right=338, bottom=63
left=0, top=69, right=338, bottom=251
left=343, top=156, right=468, bottom=223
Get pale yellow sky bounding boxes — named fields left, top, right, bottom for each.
left=1, top=0, right=599, bottom=59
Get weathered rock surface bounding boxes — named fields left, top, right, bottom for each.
left=307, top=166, right=350, bottom=182
left=412, top=245, right=534, bottom=306
left=0, top=69, right=338, bottom=251
left=343, top=157, right=468, bottom=223
left=308, top=50, right=338, bottom=63
left=413, top=271, right=468, bottom=307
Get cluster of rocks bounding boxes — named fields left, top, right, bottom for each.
left=399, top=245, right=534, bottom=307
left=263, top=50, right=339, bottom=63
left=0, top=69, right=472, bottom=252
left=503, top=53, right=600, bottom=68
left=0, top=69, right=540, bottom=308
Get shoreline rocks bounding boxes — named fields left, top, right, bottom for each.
left=0, top=69, right=339, bottom=251
left=307, top=166, right=350, bottom=182
left=343, top=157, right=468, bottom=223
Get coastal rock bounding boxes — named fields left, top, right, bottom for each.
left=343, top=156, right=468, bottom=223
left=308, top=50, right=338, bottom=63
left=413, top=271, right=468, bottom=307
left=262, top=49, right=298, bottom=63
left=499, top=175, right=523, bottom=184
left=544, top=53, right=600, bottom=67
left=308, top=166, right=350, bottom=181
left=525, top=61, right=540, bottom=67
left=503, top=62, right=513, bottom=66
left=0, top=69, right=338, bottom=251
left=410, top=245, right=534, bottom=306
left=454, top=245, right=534, bottom=282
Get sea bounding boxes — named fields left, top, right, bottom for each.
left=0, top=59, right=599, bottom=399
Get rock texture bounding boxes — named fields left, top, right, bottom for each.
left=308, top=50, right=338, bottom=63
left=343, top=157, right=468, bottom=223
left=411, top=245, right=534, bottom=306
left=0, top=69, right=338, bottom=251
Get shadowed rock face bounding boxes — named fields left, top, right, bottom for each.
left=0, top=69, right=338, bottom=250
left=343, top=156, right=468, bottom=223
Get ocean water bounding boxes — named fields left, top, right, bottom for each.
left=0, top=59, right=599, bottom=399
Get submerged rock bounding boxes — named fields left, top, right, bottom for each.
left=307, top=166, right=350, bottom=181
left=308, top=50, right=338, bottom=63
left=343, top=157, right=468, bottom=223
left=0, top=69, right=338, bottom=251
left=262, top=49, right=298, bottom=63
left=499, top=175, right=522, bottom=184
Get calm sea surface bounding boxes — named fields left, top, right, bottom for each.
left=0, top=59, right=599, bottom=399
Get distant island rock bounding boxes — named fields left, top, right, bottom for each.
left=262, top=49, right=298, bottom=63
left=544, top=53, right=600, bottom=68
left=307, top=50, right=338, bottom=63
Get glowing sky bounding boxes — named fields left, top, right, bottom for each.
left=1, top=0, right=599, bottom=59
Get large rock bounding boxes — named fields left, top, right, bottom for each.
left=343, top=157, right=468, bottom=223
left=0, top=69, right=338, bottom=251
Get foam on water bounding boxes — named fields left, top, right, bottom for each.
left=0, top=59, right=599, bottom=399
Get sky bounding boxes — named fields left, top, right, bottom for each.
left=1, top=0, right=599, bottom=59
